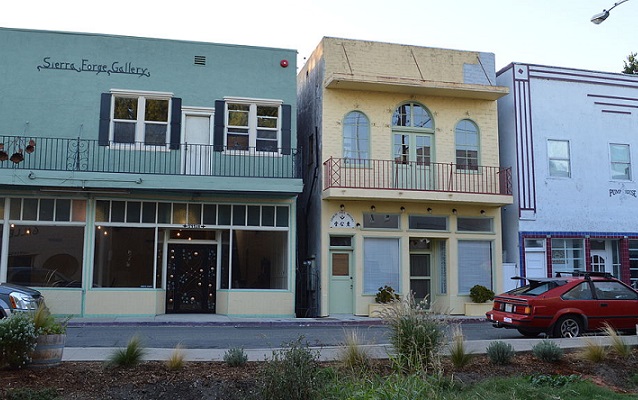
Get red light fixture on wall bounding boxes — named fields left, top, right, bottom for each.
left=280, top=59, right=289, bottom=68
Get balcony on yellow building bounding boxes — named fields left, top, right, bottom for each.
left=322, top=157, right=512, bottom=206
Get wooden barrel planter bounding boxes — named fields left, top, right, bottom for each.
left=30, top=334, right=66, bottom=368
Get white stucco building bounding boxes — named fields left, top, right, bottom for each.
left=498, top=63, right=638, bottom=286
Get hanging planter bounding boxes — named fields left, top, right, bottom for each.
left=0, top=143, right=7, bottom=161
left=10, top=150, right=24, bottom=163
left=25, top=139, right=36, bottom=154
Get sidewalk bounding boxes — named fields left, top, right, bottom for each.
left=61, top=314, right=638, bottom=362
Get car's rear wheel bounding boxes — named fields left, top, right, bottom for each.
left=517, top=328, right=540, bottom=337
left=553, top=315, right=583, bottom=338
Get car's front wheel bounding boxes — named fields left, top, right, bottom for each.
left=553, top=315, right=583, bottom=338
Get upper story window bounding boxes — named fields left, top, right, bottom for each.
left=99, top=90, right=182, bottom=149
left=392, top=103, right=434, bottom=165
left=455, top=119, right=479, bottom=171
left=215, top=98, right=292, bottom=155
left=343, top=111, right=369, bottom=163
left=547, top=139, right=571, bottom=178
left=610, top=143, right=631, bottom=181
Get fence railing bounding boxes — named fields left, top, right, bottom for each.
left=323, top=157, right=512, bottom=195
left=0, top=136, right=301, bottom=179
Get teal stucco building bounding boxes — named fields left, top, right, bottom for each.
left=0, top=28, right=302, bottom=317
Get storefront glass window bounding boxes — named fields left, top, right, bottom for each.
left=229, top=230, right=287, bottom=289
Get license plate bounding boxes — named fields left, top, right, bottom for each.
left=505, top=303, right=513, bottom=312
left=504, top=317, right=512, bottom=323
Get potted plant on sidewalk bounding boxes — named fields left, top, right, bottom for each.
left=30, top=303, right=68, bottom=368
left=464, top=284, right=495, bottom=316
left=368, top=285, right=400, bottom=317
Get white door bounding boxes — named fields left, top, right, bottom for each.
left=183, top=113, right=213, bottom=175
left=525, top=250, right=547, bottom=278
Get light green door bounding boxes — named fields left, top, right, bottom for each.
left=329, top=251, right=353, bottom=314
left=393, top=133, right=433, bottom=190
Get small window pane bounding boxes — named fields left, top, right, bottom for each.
left=114, top=97, right=137, bottom=120
left=23, top=199, right=38, bottom=220
left=126, top=202, right=141, bottom=223
left=409, top=215, right=447, bottom=230
left=145, top=99, right=168, bottom=122
left=362, top=213, right=400, bottom=229
left=144, top=124, right=167, bottom=146
left=276, top=206, right=289, bottom=227
left=9, top=198, right=21, bottom=220
left=457, top=217, right=492, bottom=232
left=332, top=253, right=349, bottom=276
left=248, top=206, right=260, bottom=226
left=548, top=140, right=570, bottom=178
left=233, top=205, right=246, bottom=225
left=203, top=205, right=217, bottom=224
left=157, top=203, right=171, bottom=223
left=113, top=122, right=136, bottom=143
left=187, top=204, right=201, bottom=225
left=95, top=200, right=110, bottom=222
left=39, top=199, right=55, bottom=221
left=55, top=199, right=71, bottom=221
left=111, top=201, right=125, bottom=222
left=142, top=202, right=156, bottom=223
left=218, top=205, right=231, bottom=225
left=330, top=236, right=352, bottom=247
left=262, top=206, right=275, bottom=226
left=72, top=200, right=86, bottom=222
left=525, top=239, right=544, bottom=248
left=172, top=203, right=187, bottom=224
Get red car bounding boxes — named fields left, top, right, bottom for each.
left=486, top=272, right=638, bottom=338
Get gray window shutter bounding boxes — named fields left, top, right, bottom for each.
left=169, top=97, right=182, bottom=150
left=281, top=104, right=291, bottom=155
left=213, top=100, right=225, bottom=152
left=98, top=93, right=111, bottom=146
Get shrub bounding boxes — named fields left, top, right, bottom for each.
left=486, top=341, right=515, bottom=365
left=260, top=337, right=324, bottom=400
left=32, top=303, right=67, bottom=335
left=532, top=340, right=563, bottom=363
left=107, top=335, right=146, bottom=368
left=338, top=329, right=371, bottom=372
left=382, top=292, right=445, bottom=373
left=223, top=347, right=248, bottom=367
left=529, top=374, right=582, bottom=387
left=602, top=323, right=632, bottom=358
left=375, top=285, right=400, bottom=304
left=448, top=324, right=474, bottom=368
left=165, top=344, right=185, bottom=370
left=0, top=312, right=38, bottom=369
left=469, top=285, right=495, bottom=303
left=579, top=337, right=607, bottom=362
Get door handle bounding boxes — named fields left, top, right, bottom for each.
left=600, top=303, right=608, bottom=307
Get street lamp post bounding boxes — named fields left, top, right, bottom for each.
left=591, top=0, right=630, bottom=24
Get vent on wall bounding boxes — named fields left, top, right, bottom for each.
left=194, top=55, right=206, bottom=66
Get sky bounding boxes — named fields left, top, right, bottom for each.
left=1, top=0, right=636, bottom=74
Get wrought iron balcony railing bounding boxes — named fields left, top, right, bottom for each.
left=323, top=157, right=512, bottom=195
left=0, top=135, right=300, bottom=179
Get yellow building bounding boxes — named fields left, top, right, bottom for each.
left=296, top=38, right=512, bottom=316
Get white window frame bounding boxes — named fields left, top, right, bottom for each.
left=547, top=139, right=571, bottom=178
left=109, top=89, right=173, bottom=149
left=224, top=97, right=283, bottom=154
left=343, top=111, right=370, bottom=164
left=609, top=143, right=631, bottom=181
left=455, top=119, right=480, bottom=171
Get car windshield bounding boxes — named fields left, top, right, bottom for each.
left=507, top=280, right=565, bottom=296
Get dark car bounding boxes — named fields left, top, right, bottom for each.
left=0, top=282, right=43, bottom=318
left=486, top=272, right=638, bottom=338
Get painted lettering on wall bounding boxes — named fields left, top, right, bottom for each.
left=609, top=188, right=637, bottom=198
left=37, top=57, right=151, bottom=77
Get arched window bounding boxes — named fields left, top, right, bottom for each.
left=392, top=103, right=434, bottom=165
left=455, top=119, right=479, bottom=170
left=343, top=111, right=369, bottom=162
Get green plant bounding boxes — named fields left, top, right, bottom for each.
left=486, top=340, right=515, bottom=365
left=0, top=312, right=38, bottom=369
left=165, top=344, right=185, bottom=370
left=382, top=292, right=445, bottom=373
left=338, top=329, right=371, bottom=372
left=260, top=337, right=324, bottom=400
left=532, top=339, right=563, bottom=363
left=448, top=324, right=474, bottom=368
left=469, top=284, right=495, bottom=303
left=223, top=347, right=248, bottom=367
left=579, top=337, right=607, bottom=362
left=375, top=285, right=400, bottom=304
left=529, top=374, right=582, bottom=387
left=32, top=303, right=67, bottom=335
left=107, top=335, right=146, bottom=368
left=602, top=322, right=632, bottom=358
left=4, top=387, right=60, bottom=400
